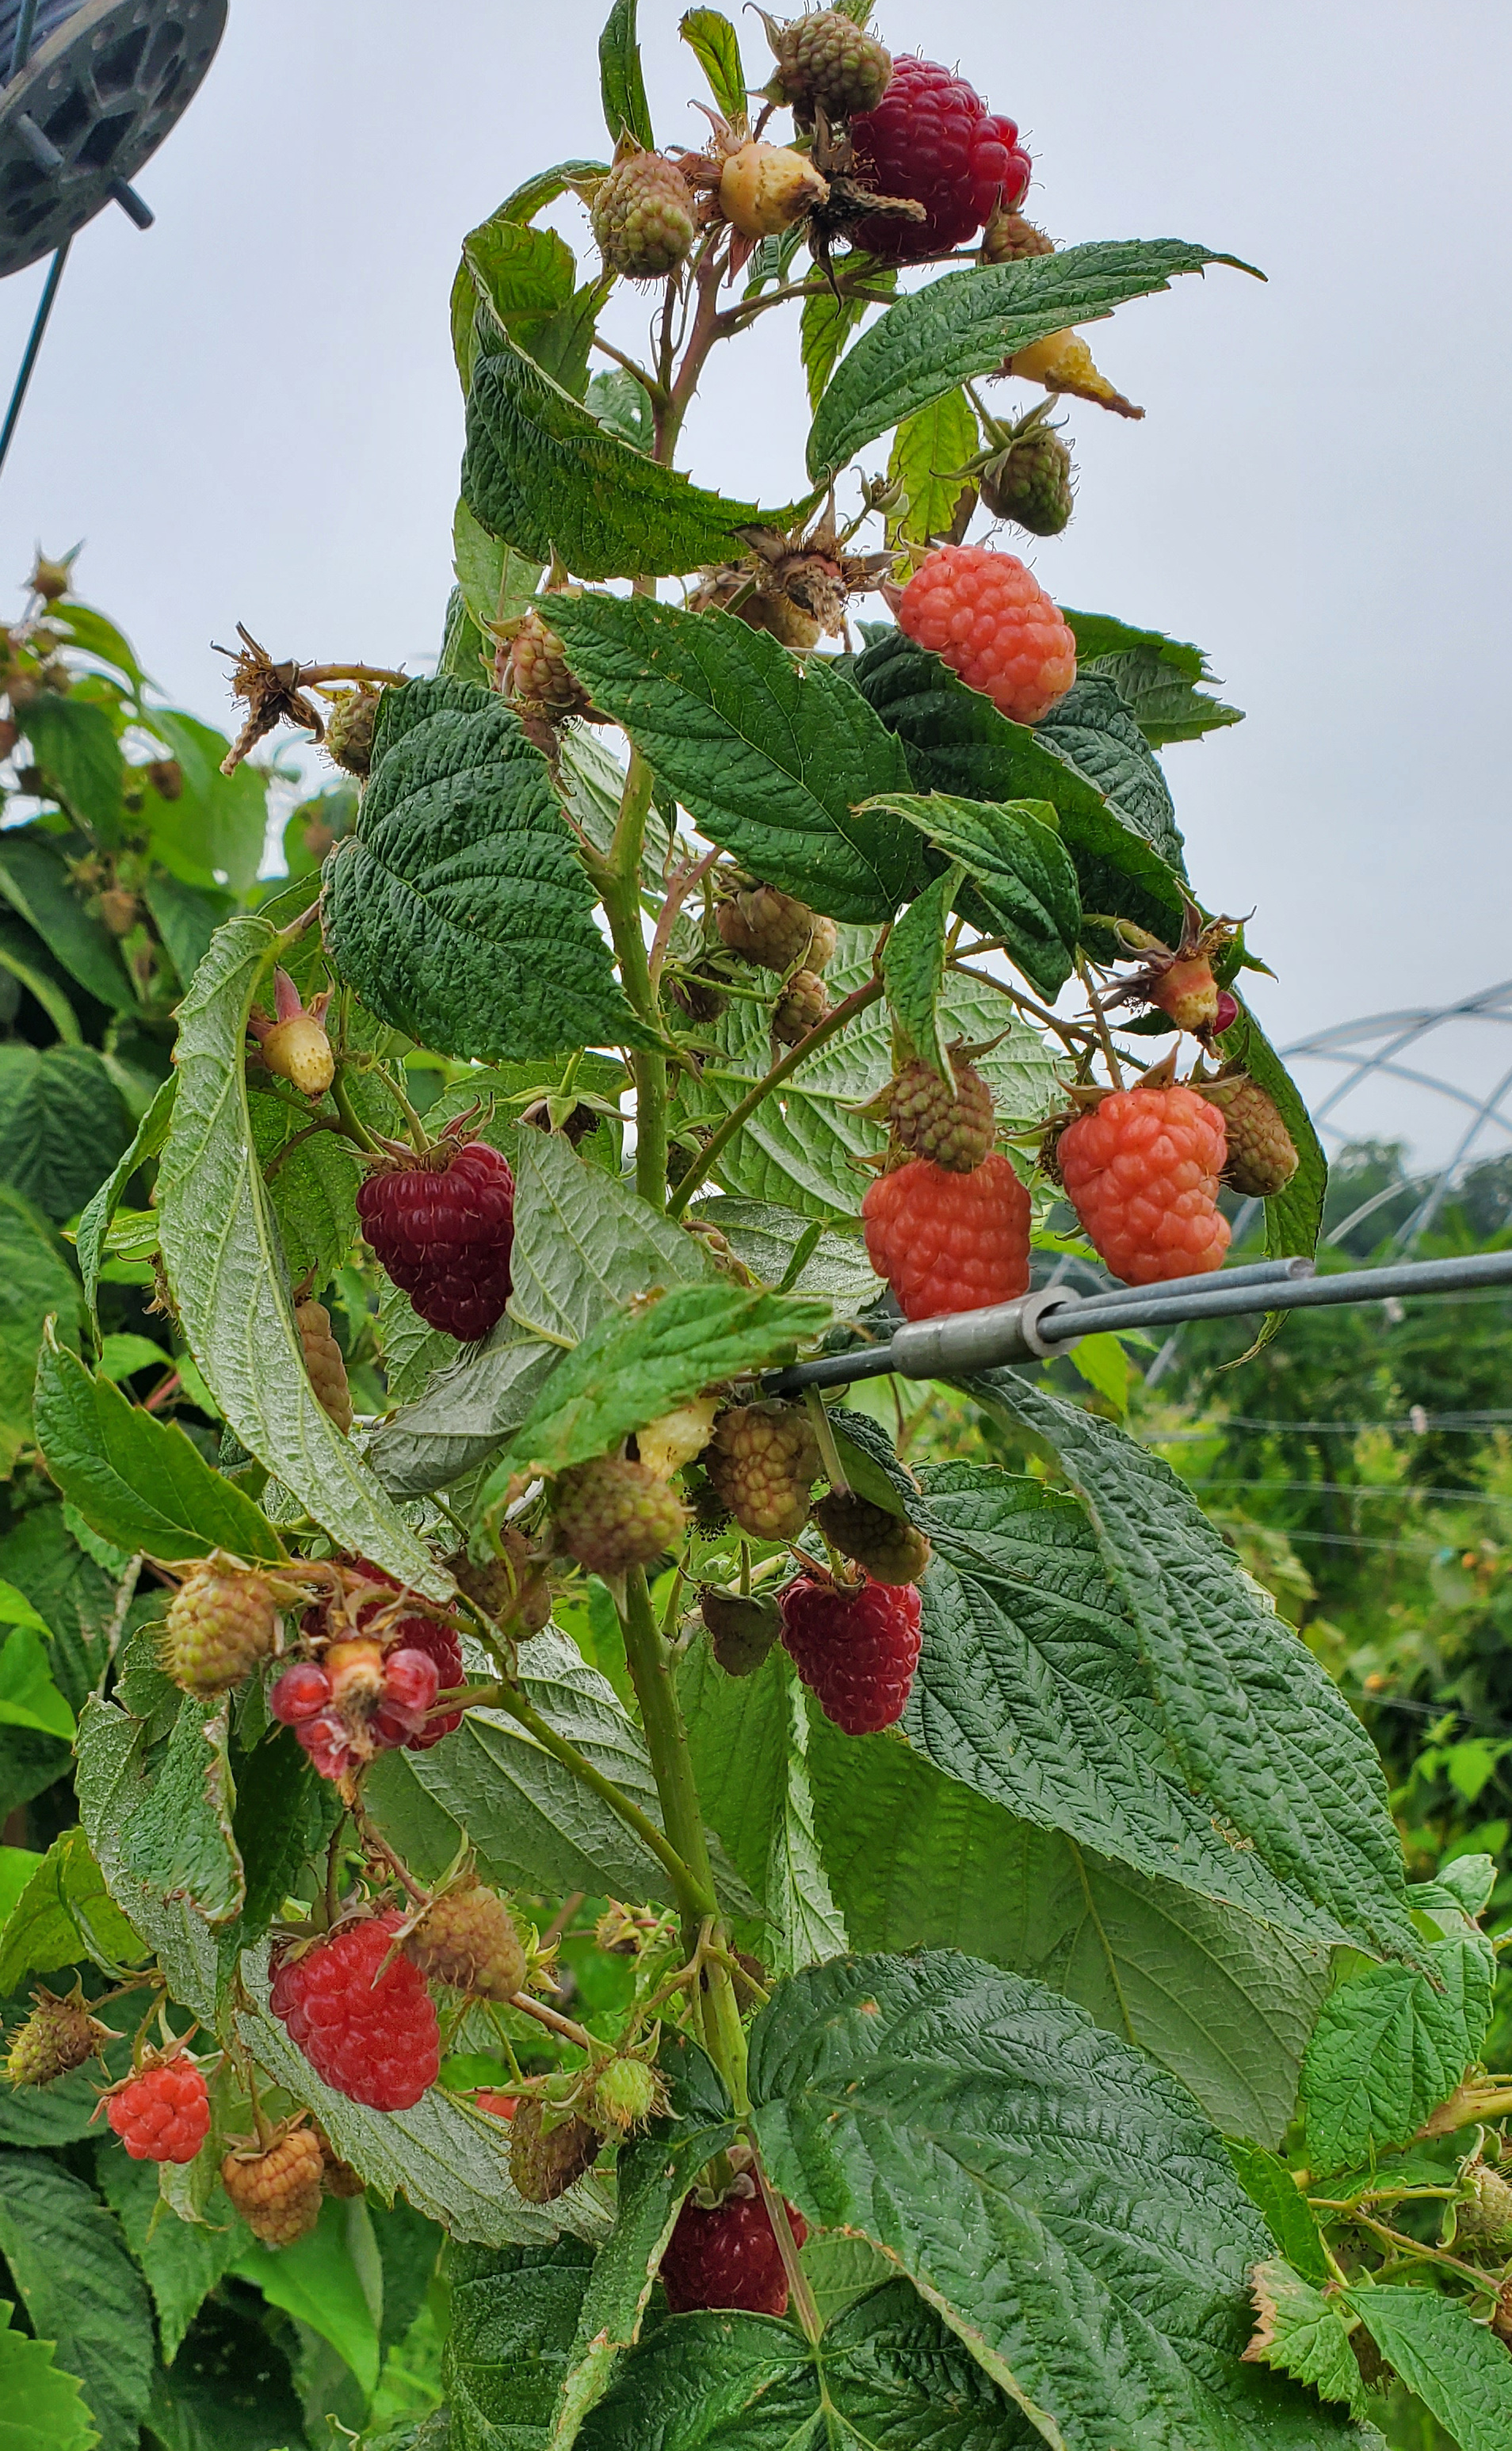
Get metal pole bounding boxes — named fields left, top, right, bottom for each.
left=1037, top=1249, right=1512, bottom=1346
left=0, top=239, right=67, bottom=483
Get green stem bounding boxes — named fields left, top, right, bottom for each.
left=617, top=1568, right=748, bottom=2109
left=488, top=1680, right=708, bottom=1926
left=330, top=1066, right=383, bottom=1155
left=666, top=974, right=884, bottom=1220
left=598, top=747, right=669, bottom=1209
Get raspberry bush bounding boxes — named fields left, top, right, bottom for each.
left=0, top=9, right=1499, bottom=2449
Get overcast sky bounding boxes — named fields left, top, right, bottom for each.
left=0, top=0, right=1507, bottom=1161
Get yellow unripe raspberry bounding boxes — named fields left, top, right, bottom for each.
left=1008, top=329, right=1144, bottom=421
left=719, top=143, right=828, bottom=239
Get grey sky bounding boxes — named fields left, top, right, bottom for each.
left=0, top=0, right=1507, bottom=1159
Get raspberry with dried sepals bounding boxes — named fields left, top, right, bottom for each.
left=509, top=2100, right=600, bottom=2202
left=812, top=1491, right=930, bottom=1586
left=106, top=2058, right=211, bottom=2163
left=406, top=1881, right=526, bottom=2001
left=502, top=606, right=596, bottom=750
left=1197, top=1074, right=1300, bottom=1199
left=590, top=2054, right=666, bottom=2135
left=779, top=1572, right=922, bottom=1734
left=1101, top=904, right=1239, bottom=1040
left=700, top=1586, right=783, bottom=1677
left=6, top=1986, right=110, bottom=2087
left=766, top=8, right=892, bottom=120
left=862, top=1151, right=1031, bottom=1321
left=552, top=1456, right=687, bottom=1577
left=269, top=1914, right=440, bottom=2110
left=850, top=55, right=1029, bottom=261
left=660, top=2181, right=808, bottom=2315
left=716, top=883, right=835, bottom=975
left=357, top=1140, right=515, bottom=1343
left=323, top=688, right=380, bottom=778
left=702, top=1402, right=822, bottom=1542
left=979, top=426, right=1075, bottom=537
left=161, top=1562, right=280, bottom=1696
left=981, top=206, right=1052, bottom=262
left=592, top=152, right=697, bottom=280
left=898, top=545, right=1076, bottom=726
left=773, top=968, right=829, bottom=1046
left=449, top=1529, right=552, bottom=1636
left=888, top=1056, right=995, bottom=1173
left=221, top=2126, right=325, bottom=2245
left=1056, top=1082, right=1230, bottom=1285
left=296, top=1298, right=353, bottom=1434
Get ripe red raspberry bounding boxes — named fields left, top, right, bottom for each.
left=106, top=2059, right=211, bottom=2163
left=1197, top=1074, right=1300, bottom=1199
left=221, top=2126, right=325, bottom=2245
left=296, top=1298, right=353, bottom=1434
left=552, top=1456, right=687, bottom=1576
left=702, top=1402, right=822, bottom=1541
left=160, top=1562, right=279, bottom=1695
left=861, top=1151, right=1030, bottom=1321
left=357, top=1141, right=514, bottom=1343
left=1056, top=1083, right=1231, bottom=1285
left=388, top=1614, right=464, bottom=1747
left=6, top=1986, right=109, bottom=2087
left=716, top=883, right=836, bottom=975
left=271, top=1659, right=334, bottom=1724
left=898, top=545, right=1076, bottom=727
left=660, top=2183, right=808, bottom=2315
left=812, top=1491, right=931, bottom=1587
left=888, top=1056, right=995, bottom=1172
left=850, top=55, right=1029, bottom=261
left=780, top=1572, right=922, bottom=1734
left=406, top=1880, right=526, bottom=2000
left=509, top=2101, right=601, bottom=2202
left=269, top=1915, right=440, bottom=2110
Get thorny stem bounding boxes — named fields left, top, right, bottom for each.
left=330, top=1067, right=384, bottom=1155
left=666, top=975, right=885, bottom=1219
left=1352, top=2213, right=1502, bottom=2292
left=597, top=746, right=669, bottom=1208
left=509, top=1989, right=598, bottom=2057
left=617, top=1568, right=747, bottom=2108
left=1075, top=950, right=1125, bottom=1090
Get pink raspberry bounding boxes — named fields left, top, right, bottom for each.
left=898, top=545, right=1076, bottom=726
left=357, top=1141, right=514, bottom=1342
left=270, top=1660, right=333, bottom=1724
left=106, top=2060, right=211, bottom=2163
left=850, top=54, right=1029, bottom=260
left=659, top=2184, right=808, bottom=2315
left=388, top=1615, right=464, bottom=1749
left=1056, top=1082, right=1231, bottom=1285
left=779, top=1574, right=923, bottom=1735
left=269, top=1915, right=440, bottom=2110
left=861, top=1151, right=1031, bottom=1322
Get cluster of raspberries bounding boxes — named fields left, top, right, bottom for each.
left=269, top=1563, right=462, bottom=1782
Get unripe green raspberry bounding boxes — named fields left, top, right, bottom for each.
left=702, top=1402, right=821, bottom=1542
left=1457, top=2163, right=1512, bottom=2247
left=888, top=1056, right=995, bottom=1173
left=510, top=2100, right=601, bottom=2202
left=773, top=968, right=829, bottom=1046
left=700, top=1586, right=783, bottom=1677
left=406, top=1880, right=527, bottom=2000
left=812, top=1491, right=931, bottom=1586
left=590, top=2054, right=666, bottom=2135
left=766, top=9, right=892, bottom=121
left=6, top=1987, right=109, bottom=2087
left=160, top=1563, right=279, bottom=1694
left=502, top=606, right=594, bottom=744
left=323, top=688, right=380, bottom=777
left=1197, top=1073, right=1299, bottom=1198
left=552, top=1456, right=688, bottom=1577
left=716, top=884, right=836, bottom=975
left=980, top=208, right=1053, bottom=263
left=979, top=427, right=1075, bottom=537
left=591, top=153, right=697, bottom=280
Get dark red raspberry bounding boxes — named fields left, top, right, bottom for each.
left=897, top=545, right=1076, bottom=727
left=780, top=1572, right=922, bottom=1735
left=660, top=2183, right=808, bottom=2315
left=269, top=1914, right=440, bottom=2111
left=270, top=1660, right=333, bottom=1724
left=1056, top=1082, right=1230, bottom=1285
left=106, top=2058, right=211, bottom=2163
left=850, top=55, right=1029, bottom=260
left=861, top=1151, right=1031, bottom=1321
left=357, top=1142, right=515, bottom=1342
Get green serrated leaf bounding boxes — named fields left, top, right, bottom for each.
left=0, top=1044, right=131, bottom=1220
left=687, top=1199, right=877, bottom=1307
left=367, top=1323, right=562, bottom=1500
left=678, top=8, right=746, bottom=120
left=34, top=1330, right=284, bottom=1565
left=880, top=866, right=956, bottom=1078
left=155, top=913, right=449, bottom=1600
left=507, top=1128, right=713, bottom=1347
left=464, top=325, right=802, bottom=581
left=1300, top=1915, right=1494, bottom=2173
left=856, top=629, right=1188, bottom=939
left=599, top=0, right=655, bottom=147
left=750, top=1953, right=1359, bottom=2451
left=0, top=827, right=132, bottom=1010
left=466, top=213, right=576, bottom=330
left=886, top=386, right=978, bottom=549
left=74, top=1074, right=174, bottom=1334
left=1227, top=2147, right=1330, bottom=2288
left=1243, top=2262, right=1368, bottom=2422
left=97, top=2151, right=252, bottom=2368
left=1063, top=608, right=1244, bottom=746
left=958, top=1391, right=1418, bottom=1968
left=869, top=790, right=1082, bottom=998
left=116, top=1692, right=243, bottom=1930
left=515, top=273, right=617, bottom=403
left=1342, top=2285, right=1512, bottom=2451
left=0, top=1628, right=73, bottom=1739
left=0, top=1823, right=145, bottom=1993
left=501, top=1284, right=830, bottom=1479
left=323, top=676, right=644, bottom=1062
left=248, top=1086, right=364, bottom=1290
left=448, top=2239, right=598, bottom=2445
left=1224, top=998, right=1327, bottom=1263
left=145, top=710, right=269, bottom=899
left=235, top=2196, right=382, bottom=2396
left=548, top=594, right=924, bottom=922
left=452, top=495, right=544, bottom=638
left=1038, top=674, right=1182, bottom=871
left=800, top=257, right=895, bottom=410
left=0, top=1189, right=80, bottom=1476
left=18, top=694, right=124, bottom=838
left=0, top=2147, right=155, bottom=2451
left=0, top=2296, right=96, bottom=2451
left=809, top=241, right=1252, bottom=479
